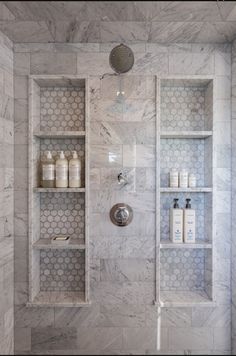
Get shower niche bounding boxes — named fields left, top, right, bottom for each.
left=28, top=76, right=89, bottom=307
left=157, top=78, right=214, bottom=307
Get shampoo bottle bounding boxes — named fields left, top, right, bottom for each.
left=69, top=151, right=82, bottom=188
left=41, top=151, right=55, bottom=188
left=184, top=198, right=196, bottom=243
left=170, top=198, right=183, bottom=243
left=56, top=151, right=68, bottom=188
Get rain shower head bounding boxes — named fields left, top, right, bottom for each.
left=109, top=44, right=134, bottom=74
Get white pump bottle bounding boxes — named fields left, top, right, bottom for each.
left=56, top=151, right=68, bottom=188
left=69, top=151, right=82, bottom=188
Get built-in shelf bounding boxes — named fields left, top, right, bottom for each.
left=33, top=238, right=85, bottom=250
left=159, top=291, right=214, bottom=307
left=160, top=241, right=212, bottom=249
left=160, top=131, right=213, bottom=139
left=29, top=76, right=89, bottom=308
left=27, top=291, right=89, bottom=308
left=160, top=187, right=212, bottom=193
left=34, top=187, right=85, bottom=193
left=34, top=131, right=86, bottom=138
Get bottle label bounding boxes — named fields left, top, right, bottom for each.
left=69, top=166, right=80, bottom=181
left=170, top=172, right=178, bottom=188
left=42, top=164, right=55, bottom=181
left=56, top=166, right=68, bottom=181
left=179, top=172, right=188, bottom=188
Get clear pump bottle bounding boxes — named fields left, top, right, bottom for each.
left=41, top=151, right=55, bottom=188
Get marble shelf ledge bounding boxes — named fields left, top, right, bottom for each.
left=160, top=241, right=212, bottom=249
left=160, top=291, right=215, bottom=308
left=160, top=187, right=212, bottom=193
left=34, top=131, right=86, bottom=138
left=27, top=291, right=90, bottom=308
left=34, top=187, right=85, bottom=193
left=33, top=238, right=85, bottom=250
left=160, top=131, right=213, bottom=139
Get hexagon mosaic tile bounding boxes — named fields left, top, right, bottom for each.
left=161, top=193, right=205, bottom=241
left=161, top=86, right=205, bottom=131
left=40, top=87, right=85, bottom=131
left=40, top=192, right=85, bottom=240
left=160, top=138, right=205, bottom=187
left=40, top=249, right=85, bottom=292
left=160, top=249, right=205, bottom=291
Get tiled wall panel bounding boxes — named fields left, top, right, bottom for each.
left=13, top=42, right=232, bottom=355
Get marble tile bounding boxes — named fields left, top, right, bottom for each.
left=100, top=43, right=146, bottom=53
left=169, top=327, right=214, bottom=351
left=14, top=76, right=28, bottom=99
left=123, top=235, right=155, bottom=259
left=101, top=22, right=148, bottom=43
left=14, top=52, right=30, bottom=75
left=133, top=52, right=168, bottom=75
left=100, top=259, right=155, bottom=283
left=149, top=22, right=202, bottom=43
left=98, top=304, right=146, bottom=327
left=77, top=53, right=111, bottom=76
left=90, top=145, right=122, bottom=168
left=31, top=53, right=77, bottom=74
left=32, top=328, right=77, bottom=351
left=192, top=306, right=231, bottom=328
left=0, top=21, right=53, bottom=43
left=135, top=145, right=155, bottom=168
left=123, top=327, right=157, bottom=350
left=54, top=305, right=100, bottom=328
left=160, top=308, right=192, bottom=327
left=147, top=1, right=221, bottom=22
left=76, top=327, right=123, bottom=350
left=14, top=328, right=31, bottom=353
left=91, top=282, right=123, bottom=305
left=122, top=282, right=155, bottom=305
left=215, top=51, right=231, bottom=76
left=0, top=3, right=15, bottom=21
left=50, top=21, right=101, bottom=43
left=169, top=53, right=214, bottom=75
left=213, top=327, right=231, bottom=351
left=15, top=305, right=54, bottom=328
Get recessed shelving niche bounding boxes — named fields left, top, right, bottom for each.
left=28, top=76, right=89, bottom=307
left=157, top=77, right=214, bottom=307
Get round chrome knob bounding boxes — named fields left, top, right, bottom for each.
left=110, top=203, right=133, bottom=227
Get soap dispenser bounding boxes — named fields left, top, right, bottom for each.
left=170, top=198, right=183, bottom=243
left=184, top=198, right=196, bottom=243
left=69, top=151, right=82, bottom=188
left=55, top=151, right=68, bottom=188
left=41, top=151, right=55, bottom=188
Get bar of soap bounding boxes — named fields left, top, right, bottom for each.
left=51, top=235, right=70, bottom=244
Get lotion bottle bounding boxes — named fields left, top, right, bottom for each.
left=56, top=151, right=68, bottom=188
left=184, top=198, right=196, bottom=243
left=169, top=169, right=179, bottom=188
left=41, top=151, right=55, bottom=188
left=170, top=198, right=183, bottom=243
left=179, top=169, right=188, bottom=188
left=69, top=151, right=82, bottom=188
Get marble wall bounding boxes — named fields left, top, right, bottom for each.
left=0, top=30, right=14, bottom=354
left=232, top=39, right=236, bottom=355
left=14, top=42, right=232, bottom=354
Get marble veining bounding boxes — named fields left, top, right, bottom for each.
left=1, top=2, right=236, bottom=43
left=12, top=39, right=232, bottom=355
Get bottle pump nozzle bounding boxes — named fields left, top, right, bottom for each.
left=173, top=198, right=179, bottom=208
left=186, top=198, right=191, bottom=208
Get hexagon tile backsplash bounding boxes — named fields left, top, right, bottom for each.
left=40, top=87, right=85, bottom=131
left=40, top=249, right=85, bottom=291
